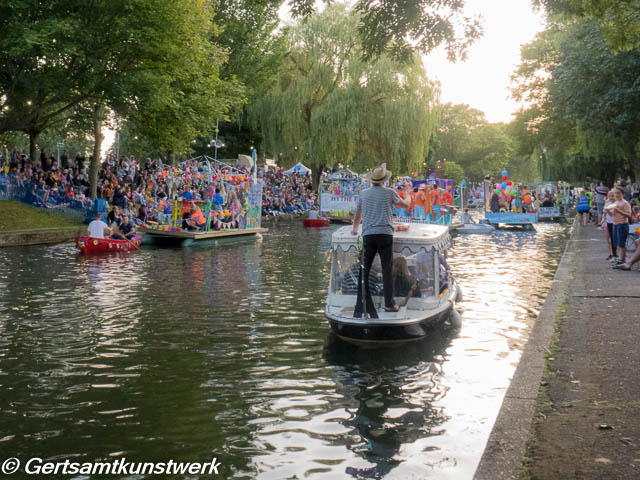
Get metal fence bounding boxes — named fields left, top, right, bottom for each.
left=0, top=174, right=95, bottom=222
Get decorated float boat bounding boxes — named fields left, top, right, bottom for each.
left=325, top=223, right=461, bottom=342
left=140, top=169, right=268, bottom=247
left=483, top=172, right=538, bottom=229
left=76, top=236, right=142, bottom=254
left=319, top=176, right=363, bottom=224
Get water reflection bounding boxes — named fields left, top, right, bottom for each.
left=0, top=221, right=569, bottom=479
left=324, top=329, right=456, bottom=478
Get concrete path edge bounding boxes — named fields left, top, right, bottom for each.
left=474, top=220, right=578, bottom=480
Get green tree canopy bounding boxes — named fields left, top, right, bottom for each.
left=510, top=17, right=640, bottom=183
left=534, top=0, right=640, bottom=51
left=290, top=0, right=483, bottom=62
left=429, top=104, right=517, bottom=182
left=249, top=3, right=439, bottom=186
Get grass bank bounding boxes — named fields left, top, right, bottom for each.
left=0, top=200, right=84, bottom=231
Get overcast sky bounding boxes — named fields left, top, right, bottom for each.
left=423, top=0, right=546, bottom=123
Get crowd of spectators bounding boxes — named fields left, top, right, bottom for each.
left=588, top=180, right=640, bottom=272
left=0, top=147, right=318, bottom=225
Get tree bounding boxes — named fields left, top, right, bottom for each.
left=458, top=124, right=513, bottom=181
left=209, top=0, right=289, bottom=159
left=534, top=0, right=640, bottom=51
left=431, top=103, right=486, bottom=166
left=290, top=0, right=483, bottom=62
left=429, top=103, right=514, bottom=182
left=510, top=18, right=640, bottom=183
left=0, top=0, right=243, bottom=197
left=249, top=3, right=439, bottom=188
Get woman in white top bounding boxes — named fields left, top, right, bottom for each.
left=604, top=190, right=616, bottom=260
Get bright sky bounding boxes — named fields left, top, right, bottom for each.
left=423, top=0, right=546, bottom=123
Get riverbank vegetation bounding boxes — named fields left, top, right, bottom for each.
left=0, top=201, right=84, bottom=231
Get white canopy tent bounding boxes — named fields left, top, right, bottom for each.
left=283, top=162, right=311, bottom=175
left=237, top=154, right=254, bottom=169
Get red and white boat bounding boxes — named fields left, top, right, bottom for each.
left=76, top=236, right=142, bottom=254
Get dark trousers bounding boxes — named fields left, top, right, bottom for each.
left=354, top=234, right=394, bottom=318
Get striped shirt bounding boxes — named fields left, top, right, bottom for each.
left=357, top=186, right=401, bottom=236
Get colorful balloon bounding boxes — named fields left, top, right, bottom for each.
left=502, top=170, right=509, bottom=176
left=507, top=181, right=512, bottom=186
left=502, top=175, right=508, bottom=181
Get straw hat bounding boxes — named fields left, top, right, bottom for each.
left=369, top=165, right=392, bottom=184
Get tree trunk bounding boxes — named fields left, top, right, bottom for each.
left=90, top=105, right=105, bottom=199
left=312, top=163, right=325, bottom=192
left=28, top=132, right=39, bottom=165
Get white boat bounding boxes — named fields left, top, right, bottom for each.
left=455, top=223, right=495, bottom=234
left=325, top=223, right=461, bottom=342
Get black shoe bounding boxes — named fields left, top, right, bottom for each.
left=606, top=255, right=613, bottom=260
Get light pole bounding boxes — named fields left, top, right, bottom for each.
left=214, top=119, right=219, bottom=161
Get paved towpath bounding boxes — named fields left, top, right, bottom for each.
left=475, top=221, right=640, bottom=479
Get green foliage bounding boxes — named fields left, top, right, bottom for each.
left=210, top=0, right=289, bottom=158
left=430, top=104, right=516, bottom=182
left=249, top=3, right=439, bottom=176
left=431, top=103, right=486, bottom=166
left=441, top=161, right=465, bottom=184
left=289, top=0, right=483, bottom=62
left=510, top=17, right=640, bottom=183
left=0, top=0, right=243, bottom=160
left=534, top=0, right=640, bottom=52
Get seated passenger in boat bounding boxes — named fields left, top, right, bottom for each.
left=439, top=253, right=450, bottom=293
left=87, top=212, right=111, bottom=239
left=182, top=211, right=205, bottom=231
left=462, top=208, right=475, bottom=224
left=308, top=208, right=319, bottom=219
left=340, top=260, right=384, bottom=296
left=392, top=256, right=420, bottom=298
left=541, top=194, right=554, bottom=207
left=490, top=193, right=500, bottom=213
left=112, top=215, right=137, bottom=240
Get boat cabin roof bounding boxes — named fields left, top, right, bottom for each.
left=331, top=223, right=451, bottom=253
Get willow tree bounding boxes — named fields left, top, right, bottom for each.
left=249, top=3, right=439, bottom=188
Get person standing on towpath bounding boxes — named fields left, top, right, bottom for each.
left=351, top=165, right=410, bottom=318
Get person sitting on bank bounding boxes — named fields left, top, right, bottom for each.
left=351, top=165, right=411, bottom=317
left=112, top=214, right=136, bottom=240
left=87, top=212, right=111, bottom=239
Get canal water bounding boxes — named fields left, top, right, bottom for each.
left=0, top=220, right=569, bottom=479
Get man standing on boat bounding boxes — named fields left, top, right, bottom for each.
left=351, top=165, right=410, bottom=317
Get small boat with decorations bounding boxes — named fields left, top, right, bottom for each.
left=76, top=236, right=142, bottom=254
left=325, top=223, right=461, bottom=342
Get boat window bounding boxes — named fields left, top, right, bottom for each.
left=395, top=247, right=435, bottom=298
left=331, top=247, right=384, bottom=296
